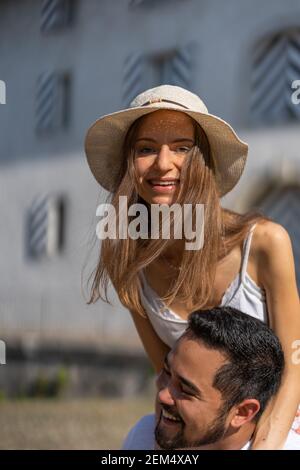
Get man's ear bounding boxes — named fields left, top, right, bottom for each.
left=229, top=399, right=260, bottom=428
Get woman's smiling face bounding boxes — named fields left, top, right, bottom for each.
left=133, top=109, right=196, bottom=205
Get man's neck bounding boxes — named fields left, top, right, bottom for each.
left=176, top=423, right=255, bottom=451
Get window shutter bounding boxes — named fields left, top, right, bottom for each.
left=162, top=43, right=194, bottom=88
left=35, top=71, right=70, bottom=134
left=26, top=195, right=65, bottom=260
left=40, top=0, right=72, bottom=33
left=122, top=52, right=146, bottom=107
left=251, top=29, right=300, bottom=124
left=258, top=185, right=300, bottom=290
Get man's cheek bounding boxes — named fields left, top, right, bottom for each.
left=155, top=396, right=162, bottom=425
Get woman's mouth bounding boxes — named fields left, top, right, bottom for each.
left=147, top=179, right=180, bottom=193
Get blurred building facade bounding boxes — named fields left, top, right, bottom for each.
left=0, top=0, right=300, bottom=364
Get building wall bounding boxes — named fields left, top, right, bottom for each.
left=0, top=0, right=299, bottom=351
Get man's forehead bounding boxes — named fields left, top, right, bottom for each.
left=169, top=337, right=227, bottom=388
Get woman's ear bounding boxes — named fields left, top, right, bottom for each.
left=230, top=399, right=261, bottom=428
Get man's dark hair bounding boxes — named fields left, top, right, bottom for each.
left=186, top=307, right=285, bottom=419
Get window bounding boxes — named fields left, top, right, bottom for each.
left=150, top=46, right=193, bottom=89
left=40, top=0, right=73, bottom=33
left=257, top=184, right=300, bottom=290
left=122, top=43, right=195, bottom=106
left=250, top=29, right=300, bottom=125
left=35, top=71, right=71, bottom=134
left=25, top=194, right=66, bottom=260
left=122, top=51, right=146, bottom=108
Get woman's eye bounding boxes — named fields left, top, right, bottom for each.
left=136, top=147, right=154, bottom=155
left=135, top=146, right=191, bottom=156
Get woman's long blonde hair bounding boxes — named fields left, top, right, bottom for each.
left=86, top=111, right=270, bottom=317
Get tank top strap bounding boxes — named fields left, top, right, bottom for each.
left=240, top=223, right=257, bottom=283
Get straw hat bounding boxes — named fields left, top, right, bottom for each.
left=84, top=85, right=248, bottom=197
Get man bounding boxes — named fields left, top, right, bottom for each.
left=122, top=307, right=300, bottom=450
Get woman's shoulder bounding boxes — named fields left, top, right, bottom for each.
left=252, top=219, right=291, bottom=257
left=252, top=219, right=293, bottom=287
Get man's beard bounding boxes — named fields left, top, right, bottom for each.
left=155, top=406, right=228, bottom=450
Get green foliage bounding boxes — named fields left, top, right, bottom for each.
left=28, top=366, right=69, bottom=398
left=0, top=389, right=6, bottom=402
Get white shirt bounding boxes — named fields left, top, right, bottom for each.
left=122, top=414, right=300, bottom=450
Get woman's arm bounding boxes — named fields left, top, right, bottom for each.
left=129, top=309, right=170, bottom=450
left=251, top=222, right=300, bottom=450
left=129, top=308, right=170, bottom=374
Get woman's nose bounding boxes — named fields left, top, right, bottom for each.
left=154, top=145, right=174, bottom=171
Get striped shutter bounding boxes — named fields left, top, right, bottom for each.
left=35, top=71, right=69, bottom=134
left=26, top=195, right=64, bottom=259
left=251, top=29, right=300, bottom=124
left=40, top=0, right=71, bottom=33
left=257, top=185, right=300, bottom=292
left=287, top=32, right=300, bottom=119
left=122, top=43, right=194, bottom=107
left=122, top=52, right=147, bottom=107
left=160, top=43, right=194, bottom=89
left=0, top=80, right=6, bottom=105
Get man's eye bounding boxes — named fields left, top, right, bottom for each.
left=176, top=147, right=191, bottom=153
left=181, top=389, right=194, bottom=397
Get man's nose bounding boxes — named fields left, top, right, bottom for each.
left=157, top=384, right=176, bottom=406
left=155, top=370, right=168, bottom=391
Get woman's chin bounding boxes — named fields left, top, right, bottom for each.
left=150, top=196, right=176, bottom=205
left=144, top=191, right=179, bottom=206
left=137, top=182, right=180, bottom=206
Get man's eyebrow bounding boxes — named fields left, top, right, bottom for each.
left=164, top=354, right=203, bottom=398
left=177, top=374, right=203, bottom=397
left=135, top=137, right=195, bottom=144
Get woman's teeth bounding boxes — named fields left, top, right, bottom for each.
left=150, top=181, right=179, bottom=186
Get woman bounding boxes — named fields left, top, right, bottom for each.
left=84, top=85, right=300, bottom=449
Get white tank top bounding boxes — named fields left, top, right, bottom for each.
left=138, top=223, right=268, bottom=348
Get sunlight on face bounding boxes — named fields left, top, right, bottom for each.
left=133, top=110, right=196, bottom=205
left=155, top=337, right=228, bottom=450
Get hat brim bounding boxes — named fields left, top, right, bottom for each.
left=84, top=104, right=248, bottom=197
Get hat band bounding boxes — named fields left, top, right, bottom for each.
left=140, top=98, right=190, bottom=109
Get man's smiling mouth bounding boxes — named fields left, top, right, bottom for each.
left=161, top=408, right=183, bottom=424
